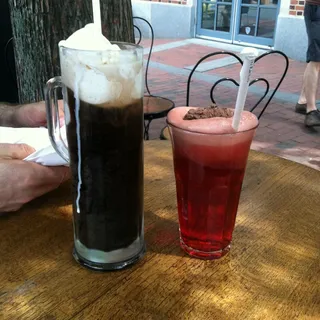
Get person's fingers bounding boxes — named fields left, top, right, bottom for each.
left=58, top=100, right=65, bottom=127
left=58, top=99, right=64, bottom=113
left=48, top=166, right=71, bottom=186
left=10, top=162, right=70, bottom=205
left=14, top=101, right=45, bottom=127
left=0, top=143, right=35, bottom=160
left=16, top=100, right=64, bottom=128
left=23, top=164, right=71, bottom=202
left=30, top=163, right=71, bottom=187
left=0, top=160, right=71, bottom=212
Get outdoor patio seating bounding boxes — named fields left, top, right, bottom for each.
left=133, top=17, right=175, bottom=140
left=160, top=49, right=289, bottom=140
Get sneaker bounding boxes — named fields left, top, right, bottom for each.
left=305, top=110, right=320, bottom=127
left=295, top=103, right=307, bottom=114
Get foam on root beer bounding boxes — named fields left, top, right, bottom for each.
left=59, top=23, right=143, bottom=106
left=168, top=106, right=258, bottom=134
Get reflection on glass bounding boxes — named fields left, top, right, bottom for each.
left=257, top=8, right=277, bottom=38
left=217, top=5, right=232, bottom=32
left=260, top=0, right=278, bottom=5
left=239, top=6, right=257, bottom=36
left=241, top=0, right=258, bottom=4
left=201, top=2, right=216, bottom=30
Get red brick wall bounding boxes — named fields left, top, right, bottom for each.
left=289, top=0, right=305, bottom=16
left=138, top=0, right=188, bottom=4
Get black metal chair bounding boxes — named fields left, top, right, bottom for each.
left=160, top=50, right=289, bottom=140
left=133, top=17, right=175, bottom=140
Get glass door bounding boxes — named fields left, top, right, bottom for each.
left=196, top=0, right=235, bottom=41
left=233, top=0, right=279, bottom=46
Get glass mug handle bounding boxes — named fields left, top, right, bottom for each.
left=44, top=76, right=70, bottom=162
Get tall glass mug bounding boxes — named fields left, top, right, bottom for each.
left=45, top=43, right=145, bottom=271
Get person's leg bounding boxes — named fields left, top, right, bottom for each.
left=304, top=61, right=320, bottom=113
left=297, top=4, right=320, bottom=125
left=296, top=63, right=319, bottom=114
left=295, top=4, right=311, bottom=114
left=304, top=61, right=320, bottom=126
left=298, top=71, right=307, bottom=105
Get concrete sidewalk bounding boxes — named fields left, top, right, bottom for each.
left=141, top=38, right=320, bottom=170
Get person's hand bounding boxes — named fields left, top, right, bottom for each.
left=0, top=143, right=35, bottom=160
left=0, top=143, right=70, bottom=212
left=14, top=100, right=64, bottom=128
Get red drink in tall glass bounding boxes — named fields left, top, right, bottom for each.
left=168, top=107, right=258, bottom=259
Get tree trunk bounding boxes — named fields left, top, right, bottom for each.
left=8, top=0, right=134, bottom=104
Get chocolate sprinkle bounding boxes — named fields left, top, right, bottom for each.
left=183, top=105, right=234, bottom=120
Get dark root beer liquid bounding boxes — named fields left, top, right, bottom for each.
left=60, top=43, right=145, bottom=270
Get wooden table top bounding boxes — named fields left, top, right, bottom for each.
left=1, top=141, right=319, bottom=320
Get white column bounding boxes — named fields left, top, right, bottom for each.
left=187, top=0, right=197, bottom=5
left=279, top=0, right=290, bottom=16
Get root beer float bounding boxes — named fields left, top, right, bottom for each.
left=45, top=9, right=145, bottom=270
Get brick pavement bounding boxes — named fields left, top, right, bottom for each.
left=143, top=39, right=320, bottom=170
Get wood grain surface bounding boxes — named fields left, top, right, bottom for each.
left=0, top=141, right=319, bottom=320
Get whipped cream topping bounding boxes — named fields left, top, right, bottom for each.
left=59, top=24, right=143, bottom=106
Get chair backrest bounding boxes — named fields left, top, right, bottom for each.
left=133, top=16, right=154, bottom=96
left=186, top=50, right=289, bottom=119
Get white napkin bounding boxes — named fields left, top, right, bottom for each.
left=0, top=126, right=69, bottom=166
